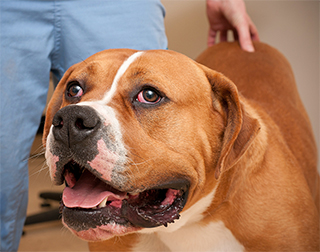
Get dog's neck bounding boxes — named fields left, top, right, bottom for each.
left=137, top=101, right=270, bottom=252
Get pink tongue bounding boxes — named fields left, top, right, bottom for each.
left=63, top=170, right=126, bottom=209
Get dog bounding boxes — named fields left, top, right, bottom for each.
left=43, top=42, right=319, bottom=251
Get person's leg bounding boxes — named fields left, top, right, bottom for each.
left=0, top=2, right=54, bottom=250
left=52, top=0, right=167, bottom=78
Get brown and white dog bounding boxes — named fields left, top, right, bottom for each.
left=43, top=42, right=319, bottom=251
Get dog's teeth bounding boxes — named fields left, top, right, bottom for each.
left=130, top=192, right=139, bottom=196
left=98, top=197, right=108, bottom=208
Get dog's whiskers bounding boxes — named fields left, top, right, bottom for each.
left=124, top=151, right=158, bottom=182
left=29, top=161, right=50, bottom=179
left=28, top=151, right=45, bottom=161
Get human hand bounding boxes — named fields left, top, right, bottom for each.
left=206, top=0, right=260, bottom=52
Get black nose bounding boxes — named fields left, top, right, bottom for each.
left=52, top=105, right=101, bottom=147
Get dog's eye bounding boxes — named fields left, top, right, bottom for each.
left=67, top=83, right=84, bottom=98
left=137, top=89, right=161, bottom=104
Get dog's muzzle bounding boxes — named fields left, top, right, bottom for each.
left=46, top=105, right=189, bottom=235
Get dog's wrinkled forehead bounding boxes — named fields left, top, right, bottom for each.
left=60, top=49, right=138, bottom=103
left=100, top=51, right=143, bottom=105
left=60, top=49, right=209, bottom=107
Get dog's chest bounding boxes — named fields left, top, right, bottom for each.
left=133, top=221, right=244, bottom=252
left=160, top=221, right=244, bottom=252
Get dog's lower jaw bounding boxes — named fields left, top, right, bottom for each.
left=65, top=220, right=141, bottom=242
left=60, top=167, right=189, bottom=242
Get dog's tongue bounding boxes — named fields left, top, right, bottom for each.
left=63, top=170, right=126, bottom=209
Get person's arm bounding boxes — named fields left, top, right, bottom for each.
left=206, top=0, right=260, bottom=52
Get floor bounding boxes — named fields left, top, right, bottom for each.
left=18, top=134, right=89, bottom=252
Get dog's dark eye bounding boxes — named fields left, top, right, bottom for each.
left=67, top=83, right=83, bottom=98
left=137, top=89, right=161, bottom=104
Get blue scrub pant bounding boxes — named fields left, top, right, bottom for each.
left=0, top=1, right=167, bottom=250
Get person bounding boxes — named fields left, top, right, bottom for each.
left=0, top=0, right=259, bottom=251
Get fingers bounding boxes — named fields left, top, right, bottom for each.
left=206, top=0, right=260, bottom=52
left=207, top=30, right=229, bottom=47
left=207, top=29, right=216, bottom=47
left=220, top=30, right=228, bottom=43
left=208, top=21, right=256, bottom=52
left=236, top=16, right=260, bottom=52
left=237, top=22, right=255, bottom=52
left=248, top=17, right=260, bottom=42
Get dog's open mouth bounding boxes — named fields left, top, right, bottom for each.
left=60, top=161, right=189, bottom=233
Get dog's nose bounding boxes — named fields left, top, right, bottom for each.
left=52, top=105, right=101, bottom=147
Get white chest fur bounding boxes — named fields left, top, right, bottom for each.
left=156, top=221, right=244, bottom=252
left=133, top=221, right=244, bottom=252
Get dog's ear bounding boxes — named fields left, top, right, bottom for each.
left=42, top=65, right=76, bottom=147
left=199, top=64, right=260, bottom=179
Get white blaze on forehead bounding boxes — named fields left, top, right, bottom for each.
left=65, top=52, right=143, bottom=185
left=102, top=51, right=144, bottom=105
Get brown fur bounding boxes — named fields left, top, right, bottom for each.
left=196, top=42, right=319, bottom=250
left=43, top=42, right=319, bottom=251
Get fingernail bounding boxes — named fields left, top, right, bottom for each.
left=246, top=45, right=255, bottom=52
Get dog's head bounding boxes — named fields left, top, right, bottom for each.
left=43, top=49, right=259, bottom=241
